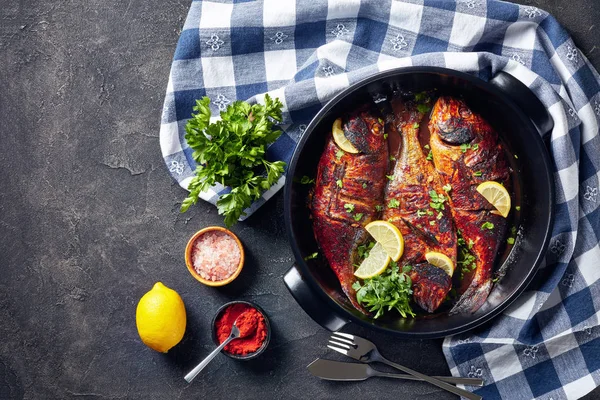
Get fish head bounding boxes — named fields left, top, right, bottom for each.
left=343, top=107, right=385, bottom=154
left=430, top=96, right=477, bottom=145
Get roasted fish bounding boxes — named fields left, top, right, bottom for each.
left=429, top=96, right=511, bottom=314
left=384, top=98, right=456, bottom=313
left=311, top=106, right=388, bottom=312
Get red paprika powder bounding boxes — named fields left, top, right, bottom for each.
left=215, top=303, right=268, bottom=356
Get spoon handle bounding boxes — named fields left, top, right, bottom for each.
left=184, top=336, right=234, bottom=383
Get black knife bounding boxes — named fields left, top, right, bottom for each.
left=307, top=359, right=484, bottom=387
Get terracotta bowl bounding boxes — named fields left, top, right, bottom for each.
left=185, top=226, right=244, bottom=287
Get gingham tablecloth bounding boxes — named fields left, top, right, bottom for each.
left=160, top=1, right=600, bottom=398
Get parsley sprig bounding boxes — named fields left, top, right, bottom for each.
left=352, top=262, right=415, bottom=319
left=180, top=95, right=286, bottom=226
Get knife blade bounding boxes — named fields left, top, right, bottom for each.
left=307, top=359, right=484, bottom=386
left=308, top=358, right=371, bottom=381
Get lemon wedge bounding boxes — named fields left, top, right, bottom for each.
left=365, top=220, right=404, bottom=262
left=332, top=118, right=359, bottom=154
left=476, top=181, right=511, bottom=218
left=425, top=252, right=455, bottom=277
left=354, top=242, right=391, bottom=279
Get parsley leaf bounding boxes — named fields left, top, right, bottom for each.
left=474, top=171, right=482, bottom=177
left=344, top=203, right=355, bottom=213
left=515, top=206, right=521, bottom=211
left=181, top=95, right=286, bottom=227
left=507, top=237, right=515, bottom=245
left=426, top=150, right=433, bottom=161
left=388, top=198, right=400, bottom=208
left=336, top=179, right=343, bottom=188
left=335, top=149, right=345, bottom=160
left=460, top=143, right=472, bottom=153
left=375, top=205, right=384, bottom=212
left=353, top=213, right=364, bottom=222
left=386, top=175, right=394, bottom=181
left=443, top=183, right=452, bottom=192
left=352, top=262, right=415, bottom=319
left=304, top=252, right=318, bottom=260
left=416, top=209, right=426, bottom=217
left=362, top=182, right=368, bottom=189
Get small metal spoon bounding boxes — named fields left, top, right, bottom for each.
left=184, top=320, right=241, bottom=383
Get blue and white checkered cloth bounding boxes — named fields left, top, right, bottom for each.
left=160, top=0, right=600, bottom=398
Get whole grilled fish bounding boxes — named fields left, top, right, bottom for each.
left=429, top=96, right=511, bottom=314
left=311, top=106, right=388, bottom=312
left=384, top=98, right=455, bottom=313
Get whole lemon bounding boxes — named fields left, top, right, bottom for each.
left=136, top=282, right=186, bottom=353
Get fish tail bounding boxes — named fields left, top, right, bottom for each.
left=450, top=278, right=492, bottom=314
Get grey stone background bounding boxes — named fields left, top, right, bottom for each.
left=0, top=0, right=598, bottom=399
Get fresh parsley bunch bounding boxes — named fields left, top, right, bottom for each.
left=352, top=262, right=415, bottom=319
left=180, top=95, right=286, bottom=227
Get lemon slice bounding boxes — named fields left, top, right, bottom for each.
left=476, top=181, right=511, bottom=218
left=425, top=252, right=455, bottom=277
left=365, top=220, right=404, bottom=262
left=354, top=242, right=390, bottom=279
left=332, top=118, right=359, bottom=154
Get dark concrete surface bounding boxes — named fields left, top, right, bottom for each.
left=0, top=0, right=598, bottom=399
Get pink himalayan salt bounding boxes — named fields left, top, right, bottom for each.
left=191, top=231, right=241, bottom=281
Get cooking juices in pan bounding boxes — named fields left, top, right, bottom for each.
left=309, top=91, right=523, bottom=319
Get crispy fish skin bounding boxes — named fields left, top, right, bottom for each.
left=311, top=106, right=388, bottom=312
left=429, top=96, right=511, bottom=314
left=384, top=98, right=456, bottom=313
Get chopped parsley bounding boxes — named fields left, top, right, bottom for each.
left=429, top=220, right=436, bottom=226
left=416, top=209, right=426, bottom=217
left=507, top=237, right=515, bottom=245
left=424, top=144, right=430, bottom=150
left=443, top=183, right=452, bottom=192
left=460, top=143, right=471, bottom=153
left=412, top=123, right=419, bottom=129
left=344, top=203, right=355, bottom=213
left=481, top=221, right=495, bottom=230
left=473, top=143, right=479, bottom=151
left=389, top=156, right=396, bottom=161
left=429, top=190, right=447, bottom=211
left=362, top=183, right=368, bottom=189
left=426, top=150, right=433, bottom=161
left=388, top=198, right=400, bottom=208
left=457, top=231, right=477, bottom=280
left=300, top=175, right=315, bottom=184
left=375, top=205, right=384, bottom=212
left=474, top=171, right=482, bottom=177
left=336, top=179, right=343, bottom=188
left=353, top=213, right=364, bottom=222
left=515, top=206, right=521, bottom=211
left=386, top=175, right=394, bottom=181
left=383, top=133, right=388, bottom=140
left=437, top=211, right=443, bottom=220
left=335, top=149, right=345, bottom=160
left=304, top=252, right=318, bottom=260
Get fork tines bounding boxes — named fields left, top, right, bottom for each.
left=328, top=332, right=355, bottom=355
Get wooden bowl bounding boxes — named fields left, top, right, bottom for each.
left=185, top=226, right=244, bottom=287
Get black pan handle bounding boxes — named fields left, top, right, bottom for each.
left=489, top=71, right=554, bottom=136
left=284, top=264, right=349, bottom=332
